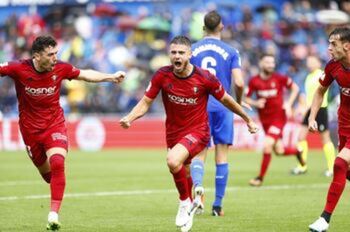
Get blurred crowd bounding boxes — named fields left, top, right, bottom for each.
left=0, top=0, right=349, bottom=117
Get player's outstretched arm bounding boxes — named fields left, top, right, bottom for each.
left=308, top=84, right=328, bottom=132
left=77, top=69, right=126, bottom=83
left=219, top=92, right=259, bottom=134
left=119, top=95, right=154, bottom=129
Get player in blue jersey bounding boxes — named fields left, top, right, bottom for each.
left=190, top=10, right=244, bottom=216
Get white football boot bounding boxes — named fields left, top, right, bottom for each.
left=193, top=186, right=204, bottom=215
left=175, top=198, right=191, bottom=227
left=47, top=211, right=61, bottom=231
left=309, top=217, right=329, bottom=232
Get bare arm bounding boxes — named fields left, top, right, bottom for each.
left=232, top=68, right=244, bottom=105
left=77, top=69, right=125, bottom=83
left=308, top=84, right=328, bottom=132
left=245, top=96, right=266, bottom=109
left=284, top=82, right=299, bottom=117
left=219, top=92, right=259, bottom=133
left=119, top=95, right=154, bottom=129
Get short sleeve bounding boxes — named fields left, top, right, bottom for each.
left=0, top=61, right=15, bottom=77
left=145, top=70, right=162, bottom=99
left=280, top=75, right=293, bottom=88
left=230, top=49, right=241, bottom=69
left=319, top=64, right=334, bottom=87
left=63, top=63, right=80, bottom=80
left=207, top=72, right=225, bottom=100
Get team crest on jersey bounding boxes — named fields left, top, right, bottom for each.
left=271, top=82, right=276, bottom=88
left=52, top=74, right=57, bottom=81
left=193, top=87, right=198, bottom=93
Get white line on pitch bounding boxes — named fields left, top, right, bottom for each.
left=0, top=183, right=330, bottom=201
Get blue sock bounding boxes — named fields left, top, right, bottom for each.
left=213, top=163, right=229, bottom=207
left=190, top=159, right=204, bottom=187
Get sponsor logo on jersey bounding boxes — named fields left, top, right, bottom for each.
left=257, top=89, right=277, bottom=98
left=341, top=87, right=350, bottom=97
left=25, top=86, right=56, bottom=96
left=167, top=93, right=198, bottom=105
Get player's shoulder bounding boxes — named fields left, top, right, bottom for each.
left=249, top=75, right=260, bottom=83
left=324, top=59, right=340, bottom=73
left=194, top=66, right=217, bottom=81
left=157, top=65, right=173, bottom=74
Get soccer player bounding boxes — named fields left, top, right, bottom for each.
left=190, top=10, right=244, bottom=216
left=246, top=53, right=305, bottom=187
left=292, top=55, right=335, bottom=177
left=308, top=27, right=350, bottom=232
left=119, top=36, right=258, bottom=232
left=0, top=35, right=125, bottom=231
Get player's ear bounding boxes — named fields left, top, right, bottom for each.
left=343, top=41, right=350, bottom=51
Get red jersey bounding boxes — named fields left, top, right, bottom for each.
left=247, top=73, right=293, bottom=124
left=0, top=59, right=80, bottom=133
left=321, top=59, right=350, bottom=136
left=145, top=65, right=225, bottom=145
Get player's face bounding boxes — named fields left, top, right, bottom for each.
left=34, top=45, right=58, bottom=72
left=169, top=43, right=192, bottom=75
left=328, top=34, right=348, bottom=61
left=260, top=56, right=275, bottom=75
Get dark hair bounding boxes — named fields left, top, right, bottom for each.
left=259, top=53, right=275, bottom=60
left=170, top=35, right=192, bottom=47
left=31, top=35, right=57, bottom=54
left=329, top=27, right=350, bottom=42
left=204, top=11, right=221, bottom=32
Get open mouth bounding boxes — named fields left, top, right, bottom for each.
left=174, top=61, right=182, bottom=67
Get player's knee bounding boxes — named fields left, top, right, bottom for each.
left=49, top=154, right=65, bottom=172
left=166, top=156, right=181, bottom=171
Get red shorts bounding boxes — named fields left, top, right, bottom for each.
left=168, top=132, right=209, bottom=165
left=262, top=121, right=286, bottom=140
left=21, top=125, right=69, bottom=167
left=338, top=134, right=350, bottom=152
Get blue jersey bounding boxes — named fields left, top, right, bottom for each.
left=191, top=37, right=241, bottom=112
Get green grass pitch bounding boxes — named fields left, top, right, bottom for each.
left=0, top=149, right=349, bottom=232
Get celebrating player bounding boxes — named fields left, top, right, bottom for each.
left=309, top=27, right=350, bottom=232
left=0, top=35, right=125, bottom=231
left=119, top=36, right=258, bottom=232
left=292, top=55, right=335, bottom=176
left=246, top=53, right=304, bottom=187
left=190, top=10, right=244, bottom=216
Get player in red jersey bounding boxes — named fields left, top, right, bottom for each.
left=119, top=36, right=258, bottom=232
left=309, top=27, right=350, bottom=232
left=246, top=53, right=305, bottom=187
left=0, top=35, right=125, bottom=231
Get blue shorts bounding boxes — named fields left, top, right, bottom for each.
left=208, top=111, right=234, bottom=146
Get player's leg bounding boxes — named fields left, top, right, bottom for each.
left=249, top=135, right=275, bottom=187
left=46, top=147, right=67, bottom=231
left=210, top=111, right=233, bottom=216
left=167, top=143, right=192, bottom=227
left=321, top=130, right=336, bottom=177
left=291, top=125, right=309, bottom=175
left=309, top=135, right=350, bottom=231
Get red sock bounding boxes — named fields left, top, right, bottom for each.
left=49, top=154, right=66, bottom=213
left=283, top=147, right=298, bottom=156
left=172, top=166, right=189, bottom=201
left=187, top=176, right=193, bottom=201
left=324, top=157, right=348, bottom=213
left=41, top=172, right=51, bottom=183
left=259, top=153, right=271, bottom=180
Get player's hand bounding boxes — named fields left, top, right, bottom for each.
left=283, top=103, right=292, bottom=118
left=256, top=98, right=266, bottom=109
left=119, top=116, right=131, bottom=129
left=112, top=71, right=126, bottom=84
left=247, top=120, right=259, bottom=134
left=241, top=101, right=253, bottom=111
left=308, top=119, right=318, bottom=132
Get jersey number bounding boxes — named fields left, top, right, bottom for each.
left=201, top=57, right=217, bottom=75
